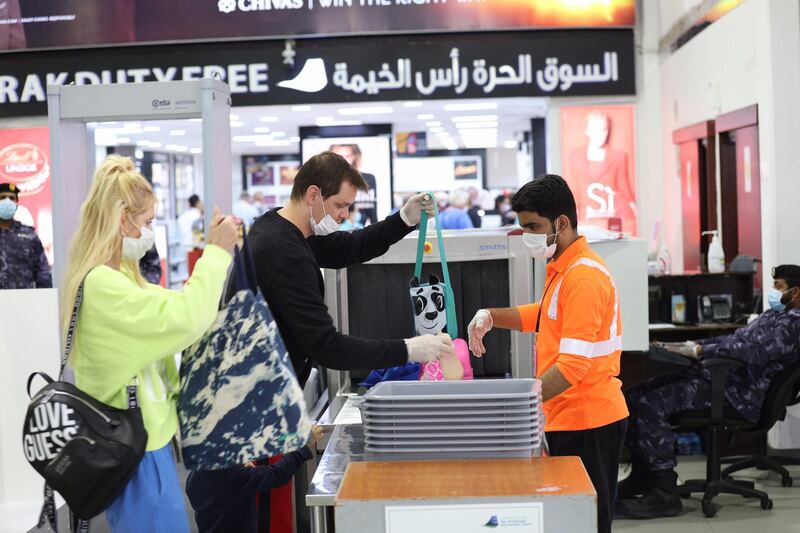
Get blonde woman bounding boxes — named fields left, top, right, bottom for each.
left=63, top=155, right=239, bottom=532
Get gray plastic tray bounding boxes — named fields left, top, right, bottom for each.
left=363, top=420, right=541, bottom=432
left=365, top=435, right=539, bottom=446
left=362, top=379, right=542, bottom=401
left=365, top=426, right=538, bottom=437
left=365, top=442, right=539, bottom=452
left=362, top=412, right=538, bottom=424
left=362, top=398, right=539, bottom=409
left=360, top=406, right=536, bottom=417
left=364, top=449, right=536, bottom=460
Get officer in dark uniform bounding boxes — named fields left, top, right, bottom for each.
left=0, top=183, right=52, bottom=289
left=616, top=264, right=800, bottom=518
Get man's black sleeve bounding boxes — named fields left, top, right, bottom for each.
left=267, top=257, right=409, bottom=371
left=239, top=448, right=313, bottom=495
left=308, top=211, right=413, bottom=270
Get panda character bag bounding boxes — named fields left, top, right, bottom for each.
left=409, top=194, right=460, bottom=380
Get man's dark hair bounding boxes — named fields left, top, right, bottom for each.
left=291, top=151, right=369, bottom=200
left=511, top=174, right=578, bottom=230
left=188, top=194, right=200, bottom=208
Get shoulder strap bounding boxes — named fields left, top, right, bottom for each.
left=413, top=194, right=459, bottom=338
left=59, top=283, right=84, bottom=379
left=60, top=281, right=139, bottom=408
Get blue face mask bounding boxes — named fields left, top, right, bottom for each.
left=0, top=198, right=17, bottom=221
left=768, top=288, right=785, bottom=311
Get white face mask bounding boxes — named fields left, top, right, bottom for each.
left=522, top=222, right=559, bottom=261
left=309, top=196, right=340, bottom=236
left=122, top=222, right=155, bottom=261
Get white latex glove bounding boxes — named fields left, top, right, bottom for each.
left=405, top=333, right=455, bottom=363
left=399, top=192, right=436, bottom=227
left=468, top=309, right=493, bottom=357
left=663, top=340, right=700, bottom=359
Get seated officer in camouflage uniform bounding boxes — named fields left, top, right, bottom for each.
left=0, top=182, right=52, bottom=289
left=616, top=264, right=800, bottom=519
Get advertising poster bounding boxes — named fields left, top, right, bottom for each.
left=0, top=127, right=53, bottom=264
left=0, top=0, right=635, bottom=51
left=560, top=104, right=637, bottom=234
left=301, top=136, right=392, bottom=225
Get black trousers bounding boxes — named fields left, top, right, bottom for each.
left=547, top=418, right=628, bottom=533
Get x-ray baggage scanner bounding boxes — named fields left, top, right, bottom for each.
left=323, top=230, right=648, bottom=395
left=47, top=79, right=232, bottom=291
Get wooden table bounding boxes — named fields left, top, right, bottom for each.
left=335, top=456, right=597, bottom=533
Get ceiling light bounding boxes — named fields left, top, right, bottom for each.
left=143, top=125, right=160, bottom=133
left=403, top=101, right=424, bottom=108
left=291, top=105, right=312, bottom=112
left=338, top=106, right=393, bottom=116
left=291, top=136, right=301, bottom=143
left=136, top=140, right=151, bottom=146
left=169, top=129, right=186, bottom=136
left=233, top=135, right=274, bottom=143
left=436, top=131, right=452, bottom=138
left=463, top=140, right=498, bottom=149
left=116, top=137, right=131, bottom=144
left=230, top=121, right=245, bottom=128
left=188, top=118, right=202, bottom=122
left=190, top=148, right=202, bottom=154
left=417, top=114, right=435, bottom=120
left=165, top=144, right=181, bottom=151
left=504, top=140, right=518, bottom=149
left=254, top=127, right=271, bottom=133
left=148, top=141, right=162, bottom=148
left=271, top=132, right=286, bottom=138
left=454, top=121, right=498, bottom=129
left=444, top=102, right=498, bottom=111
left=428, top=127, right=445, bottom=133
left=315, top=118, right=363, bottom=126
left=451, top=115, right=499, bottom=123
left=255, top=140, right=293, bottom=147
left=458, top=128, right=498, bottom=135
left=259, top=116, right=280, bottom=123
left=229, top=113, right=240, bottom=121
left=425, top=121, right=441, bottom=127
left=174, top=145, right=189, bottom=152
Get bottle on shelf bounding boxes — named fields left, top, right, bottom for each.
left=702, top=230, right=725, bottom=273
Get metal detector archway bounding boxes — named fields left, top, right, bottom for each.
left=47, top=79, right=232, bottom=292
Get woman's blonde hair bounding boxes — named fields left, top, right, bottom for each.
left=61, top=154, right=155, bottom=339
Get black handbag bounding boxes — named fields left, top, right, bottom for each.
left=23, top=283, right=148, bottom=532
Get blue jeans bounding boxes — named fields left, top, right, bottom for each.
left=105, top=443, right=190, bottom=533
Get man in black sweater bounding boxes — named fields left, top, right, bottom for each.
left=248, top=151, right=454, bottom=386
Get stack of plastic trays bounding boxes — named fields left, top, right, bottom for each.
left=357, top=379, right=543, bottom=461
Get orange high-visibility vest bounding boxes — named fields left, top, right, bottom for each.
left=518, top=237, right=628, bottom=432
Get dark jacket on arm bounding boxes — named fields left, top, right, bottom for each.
left=186, top=447, right=313, bottom=533
left=247, top=209, right=413, bottom=384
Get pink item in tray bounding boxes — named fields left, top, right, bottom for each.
left=418, top=338, right=473, bottom=381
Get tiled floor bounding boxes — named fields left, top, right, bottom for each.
left=614, top=457, right=800, bottom=533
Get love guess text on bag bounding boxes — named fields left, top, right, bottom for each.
left=24, top=403, right=78, bottom=462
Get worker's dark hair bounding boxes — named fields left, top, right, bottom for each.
left=291, top=151, right=368, bottom=201
left=494, top=194, right=508, bottom=210
left=188, top=194, right=200, bottom=208
left=511, top=174, right=578, bottom=230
